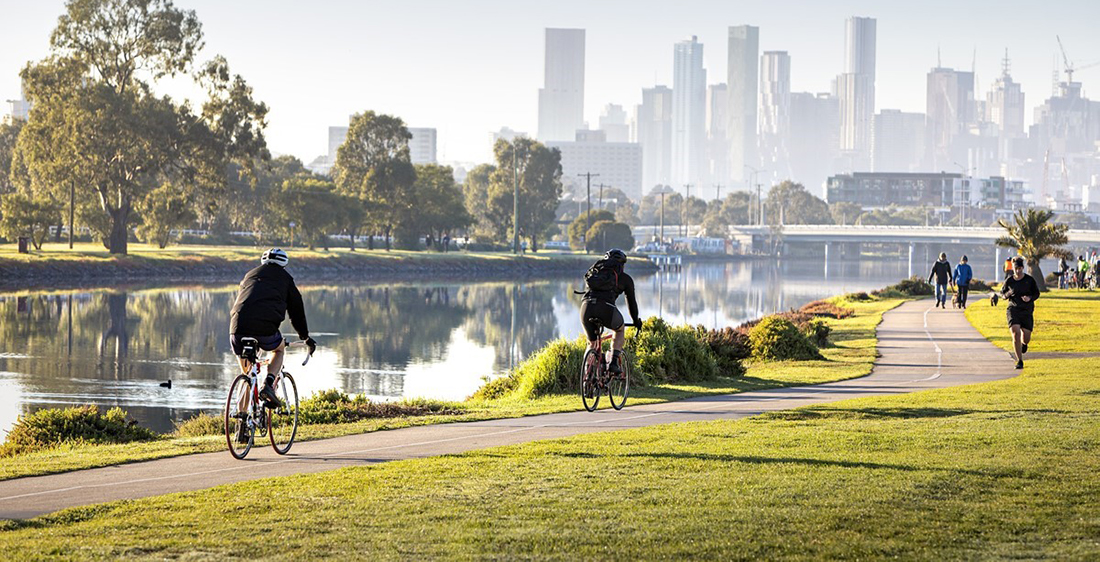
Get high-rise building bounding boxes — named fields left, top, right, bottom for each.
left=705, top=83, right=729, bottom=188
left=671, top=36, right=706, bottom=192
left=926, top=67, right=976, bottom=171
left=986, top=52, right=1027, bottom=164
left=727, top=25, right=759, bottom=185
left=637, top=86, right=673, bottom=192
left=408, top=127, right=437, bottom=164
left=548, top=132, right=643, bottom=203
left=837, top=16, right=876, bottom=167
left=872, top=110, right=926, bottom=173
left=538, top=28, right=586, bottom=142
left=598, top=104, right=631, bottom=143
left=4, top=79, right=31, bottom=121
left=492, top=127, right=528, bottom=145
left=760, top=51, right=791, bottom=180
left=789, top=92, right=840, bottom=196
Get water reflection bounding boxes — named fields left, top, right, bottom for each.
left=0, top=258, right=946, bottom=434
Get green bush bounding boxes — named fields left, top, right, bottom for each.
left=695, top=326, right=748, bottom=377
left=843, top=291, right=873, bottom=302
left=873, top=276, right=933, bottom=297
left=298, top=390, right=463, bottom=425
left=0, top=406, right=158, bottom=457
left=633, top=317, right=719, bottom=384
left=512, top=338, right=592, bottom=398
left=802, top=317, right=831, bottom=347
left=748, top=316, right=823, bottom=361
left=173, top=412, right=223, bottom=437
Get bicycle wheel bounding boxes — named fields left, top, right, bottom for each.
left=225, top=374, right=254, bottom=460
left=581, top=349, right=601, bottom=412
left=268, top=372, right=299, bottom=455
left=608, top=350, right=629, bottom=410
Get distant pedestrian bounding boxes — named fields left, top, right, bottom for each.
left=1057, top=257, right=1069, bottom=290
left=929, top=252, right=953, bottom=309
left=953, top=255, right=973, bottom=309
left=1001, top=256, right=1040, bottom=369
left=1078, top=255, right=1089, bottom=290
left=1004, top=257, right=1014, bottom=280
left=442, top=234, right=450, bottom=253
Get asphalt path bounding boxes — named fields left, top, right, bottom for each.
left=0, top=299, right=1019, bottom=519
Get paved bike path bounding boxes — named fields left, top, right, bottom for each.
left=0, top=299, right=1019, bottom=519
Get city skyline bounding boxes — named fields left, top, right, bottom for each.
left=3, top=0, right=1100, bottom=167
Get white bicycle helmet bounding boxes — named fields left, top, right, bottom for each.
left=261, top=248, right=289, bottom=267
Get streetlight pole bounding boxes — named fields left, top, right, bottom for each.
left=513, top=144, right=520, bottom=254
left=714, top=183, right=724, bottom=202
left=578, top=172, right=599, bottom=252
left=68, top=181, right=74, bottom=249
left=682, top=184, right=693, bottom=237
left=743, top=165, right=765, bottom=226
left=595, top=183, right=610, bottom=209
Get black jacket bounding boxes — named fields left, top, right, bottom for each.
left=583, top=268, right=640, bottom=325
left=929, top=260, right=952, bottom=284
left=229, top=264, right=309, bottom=338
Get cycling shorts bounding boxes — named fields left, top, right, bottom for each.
left=580, top=299, right=624, bottom=341
left=230, top=332, right=284, bottom=357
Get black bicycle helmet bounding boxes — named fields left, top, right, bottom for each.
left=604, top=248, right=627, bottom=264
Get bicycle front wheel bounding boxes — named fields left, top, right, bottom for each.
left=225, top=374, right=254, bottom=460
left=608, top=351, right=629, bottom=410
left=268, top=372, right=299, bottom=455
left=581, top=349, right=601, bottom=412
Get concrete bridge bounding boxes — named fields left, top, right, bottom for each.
left=726, top=225, right=1100, bottom=245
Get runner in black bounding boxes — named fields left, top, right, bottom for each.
left=1000, top=257, right=1040, bottom=369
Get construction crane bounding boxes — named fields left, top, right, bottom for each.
left=1056, top=35, right=1100, bottom=84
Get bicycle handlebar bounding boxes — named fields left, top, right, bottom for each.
left=284, top=339, right=315, bottom=366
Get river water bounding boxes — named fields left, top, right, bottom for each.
left=0, top=257, right=1002, bottom=435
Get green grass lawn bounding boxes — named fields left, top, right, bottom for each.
left=966, top=288, right=1100, bottom=353
left=0, top=241, right=593, bottom=264
left=0, top=297, right=902, bottom=481
left=1, top=298, right=1098, bottom=559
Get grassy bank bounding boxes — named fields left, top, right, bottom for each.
left=2, top=298, right=1098, bottom=558
left=965, top=289, right=1100, bottom=353
left=0, top=296, right=903, bottom=481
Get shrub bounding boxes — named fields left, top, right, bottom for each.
left=873, top=276, right=934, bottom=297
left=844, top=291, right=873, bottom=302
left=173, top=412, right=223, bottom=437
left=298, top=390, right=463, bottom=425
left=0, top=406, right=157, bottom=457
left=799, top=299, right=854, bottom=319
left=738, top=311, right=830, bottom=347
left=748, top=316, right=823, bottom=361
left=802, top=317, right=831, bottom=347
left=695, top=326, right=748, bottom=377
left=470, top=374, right=519, bottom=401
left=512, top=338, right=592, bottom=398
left=632, top=317, right=719, bottom=384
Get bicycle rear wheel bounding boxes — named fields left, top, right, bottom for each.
left=581, top=349, right=601, bottom=412
left=225, top=374, right=254, bottom=460
left=268, top=372, right=299, bottom=455
left=608, top=350, right=629, bottom=410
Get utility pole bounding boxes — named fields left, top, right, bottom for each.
left=578, top=172, right=599, bottom=252
left=68, top=182, right=74, bottom=249
left=682, top=184, right=693, bottom=237
left=595, top=183, right=610, bottom=209
left=714, top=183, right=724, bottom=202
left=659, top=191, right=666, bottom=248
left=757, top=183, right=764, bottom=226
left=512, top=144, right=520, bottom=254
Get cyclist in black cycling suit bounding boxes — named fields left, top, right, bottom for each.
left=580, top=249, right=641, bottom=374
left=229, top=248, right=316, bottom=409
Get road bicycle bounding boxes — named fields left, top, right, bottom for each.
left=580, top=321, right=636, bottom=412
left=225, top=338, right=312, bottom=459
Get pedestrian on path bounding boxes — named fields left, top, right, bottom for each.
left=1001, top=256, right=1040, bottom=369
left=1057, top=257, right=1069, bottom=290
left=1077, top=255, right=1089, bottom=290
left=953, top=255, right=973, bottom=309
left=929, top=252, right=953, bottom=308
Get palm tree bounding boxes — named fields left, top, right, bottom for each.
left=995, top=208, right=1073, bottom=291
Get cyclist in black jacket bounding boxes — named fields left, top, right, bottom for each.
left=229, top=248, right=316, bottom=407
left=580, top=249, right=641, bottom=375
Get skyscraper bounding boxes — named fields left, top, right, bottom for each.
left=790, top=92, right=839, bottom=196
left=671, top=36, right=706, bottom=191
left=872, top=110, right=926, bottom=172
left=637, top=86, right=673, bottom=191
left=727, top=25, right=759, bottom=185
left=986, top=51, right=1026, bottom=157
left=538, top=28, right=586, bottom=142
left=706, top=83, right=729, bottom=188
left=760, top=51, right=791, bottom=180
left=837, top=16, right=876, bottom=167
left=598, top=104, right=630, bottom=143
left=408, top=127, right=437, bottom=164
left=926, top=67, right=975, bottom=171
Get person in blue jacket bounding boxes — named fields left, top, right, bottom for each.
left=953, top=255, right=974, bottom=309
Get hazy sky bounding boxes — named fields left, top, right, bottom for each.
left=3, top=0, right=1099, bottom=165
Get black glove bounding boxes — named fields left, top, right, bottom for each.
left=304, top=336, right=317, bottom=355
